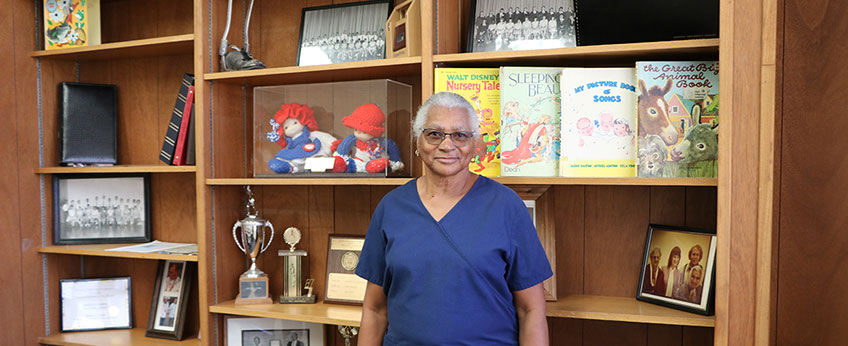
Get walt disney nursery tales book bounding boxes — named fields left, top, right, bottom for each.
left=434, top=68, right=501, bottom=177
left=560, top=67, right=638, bottom=177
left=635, top=61, right=719, bottom=178
left=499, top=67, right=561, bottom=177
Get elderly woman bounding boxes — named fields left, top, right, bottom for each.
left=355, top=92, right=552, bottom=345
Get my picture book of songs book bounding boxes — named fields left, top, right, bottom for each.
left=434, top=68, right=501, bottom=177
left=499, top=67, right=561, bottom=177
left=560, top=68, right=638, bottom=177
left=636, top=61, right=719, bottom=178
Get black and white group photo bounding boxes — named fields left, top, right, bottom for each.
left=297, top=1, right=390, bottom=66
left=469, top=0, right=576, bottom=52
left=242, top=329, right=309, bottom=346
left=54, top=175, right=149, bottom=244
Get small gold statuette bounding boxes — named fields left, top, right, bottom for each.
left=278, top=227, right=316, bottom=304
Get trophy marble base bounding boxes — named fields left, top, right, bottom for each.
left=279, top=295, right=317, bottom=304
left=235, top=277, right=272, bottom=305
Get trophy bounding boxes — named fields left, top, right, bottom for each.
left=233, top=187, right=274, bottom=305
left=277, top=227, right=317, bottom=304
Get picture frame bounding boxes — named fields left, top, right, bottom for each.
left=514, top=185, right=557, bottom=301
left=324, top=234, right=368, bottom=305
left=60, top=277, right=132, bottom=332
left=224, top=316, right=324, bottom=346
left=296, top=0, right=392, bottom=66
left=467, top=0, right=576, bottom=53
left=52, top=173, right=152, bottom=245
left=636, top=224, right=717, bottom=316
left=146, top=260, right=194, bottom=340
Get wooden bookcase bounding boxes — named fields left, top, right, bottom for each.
left=25, top=0, right=783, bottom=345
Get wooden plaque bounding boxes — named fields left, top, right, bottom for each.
left=324, top=234, right=368, bottom=305
left=235, top=277, right=272, bottom=305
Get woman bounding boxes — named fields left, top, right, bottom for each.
left=662, top=246, right=684, bottom=298
left=356, top=92, right=552, bottom=345
left=682, top=244, right=704, bottom=286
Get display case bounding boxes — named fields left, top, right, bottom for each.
left=253, top=79, right=413, bottom=178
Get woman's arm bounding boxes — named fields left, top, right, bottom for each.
left=358, top=282, right=388, bottom=346
left=514, top=283, right=549, bottom=346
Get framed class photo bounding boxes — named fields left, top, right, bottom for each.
left=297, top=0, right=391, bottom=66
left=225, top=317, right=324, bottom=346
left=146, top=260, right=194, bottom=340
left=467, top=0, right=576, bottom=53
left=636, top=224, right=717, bottom=316
left=53, top=173, right=151, bottom=245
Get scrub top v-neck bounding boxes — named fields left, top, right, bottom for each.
left=356, top=176, right=553, bottom=346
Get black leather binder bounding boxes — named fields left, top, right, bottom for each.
left=59, top=82, right=118, bottom=166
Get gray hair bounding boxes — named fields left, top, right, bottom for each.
left=412, top=92, right=480, bottom=140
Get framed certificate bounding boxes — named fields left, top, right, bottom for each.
left=60, top=277, right=132, bottom=332
left=324, top=234, right=367, bottom=305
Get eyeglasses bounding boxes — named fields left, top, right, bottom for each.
left=421, top=128, right=475, bottom=145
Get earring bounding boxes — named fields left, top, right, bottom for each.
left=414, top=149, right=419, bottom=157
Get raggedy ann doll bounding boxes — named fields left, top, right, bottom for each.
left=330, top=104, right=404, bottom=174
left=266, top=103, right=336, bottom=173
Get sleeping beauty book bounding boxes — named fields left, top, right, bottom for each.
left=499, top=67, right=561, bottom=177
left=559, top=67, right=638, bottom=177
left=434, top=68, right=501, bottom=177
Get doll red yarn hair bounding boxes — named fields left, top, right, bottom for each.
left=271, top=103, right=319, bottom=148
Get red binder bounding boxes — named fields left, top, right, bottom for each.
left=172, top=86, right=195, bottom=165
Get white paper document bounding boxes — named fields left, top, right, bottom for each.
left=105, top=240, right=194, bottom=253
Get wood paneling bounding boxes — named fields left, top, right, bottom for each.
left=776, top=0, right=848, bottom=345
left=100, top=0, right=193, bottom=43
left=583, top=320, right=647, bottom=346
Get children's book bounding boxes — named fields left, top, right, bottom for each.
left=44, top=0, right=101, bottom=50
left=499, top=67, right=561, bottom=177
left=635, top=61, right=719, bottom=178
left=434, top=68, right=501, bottom=177
left=559, top=68, right=638, bottom=177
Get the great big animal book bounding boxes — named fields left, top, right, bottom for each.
left=434, top=68, right=501, bottom=177
left=499, top=67, right=561, bottom=177
left=635, top=61, right=719, bottom=178
left=559, top=68, right=638, bottom=177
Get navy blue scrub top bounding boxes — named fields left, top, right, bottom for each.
left=356, top=176, right=553, bottom=345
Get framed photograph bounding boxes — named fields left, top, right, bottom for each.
left=296, top=0, right=392, bottom=66
left=324, top=234, right=367, bottom=305
left=514, top=185, right=556, bottom=301
left=60, top=277, right=132, bottom=332
left=636, top=224, right=717, bottom=315
left=225, top=316, right=324, bottom=346
left=52, top=173, right=152, bottom=245
left=467, top=0, right=576, bottom=53
left=146, top=260, right=194, bottom=340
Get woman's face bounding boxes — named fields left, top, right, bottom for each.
left=417, top=106, right=477, bottom=178
left=671, top=254, right=680, bottom=267
left=690, top=248, right=702, bottom=264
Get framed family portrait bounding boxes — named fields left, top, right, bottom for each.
left=636, top=224, right=717, bottom=316
left=296, top=0, right=392, bottom=66
left=60, top=277, right=132, bottom=332
left=146, top=260, right=194, bottom=340
left=225, top=317, right=324, bottom=346
left=467, top=0, right=576, bottom=53
left=52, top=173, right=151, bottom=245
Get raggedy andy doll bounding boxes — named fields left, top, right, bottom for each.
left=266, top=103, right=336, bottom=173
left=330, top=104, right=404, bottom=173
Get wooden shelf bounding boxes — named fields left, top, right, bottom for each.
left=204, top=56, right=422, bottom=86
left=39, top=244, right=198, bottom=262
left=546, top=295, right=715, bottom=327
left=210, top=300, right=362, bottom=327
left=32, top=34, right=194, bottom=61
left=206, top=177, right=414, bottom=186
left=206, top=177, right=715, bottom=187
left=434, top=39, right=720, bottom=65
left=495, top=177, right=718, bottom=186
left=37, top=327, right=200, bottom=346
left=35, top=165, right=196, bottom=174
